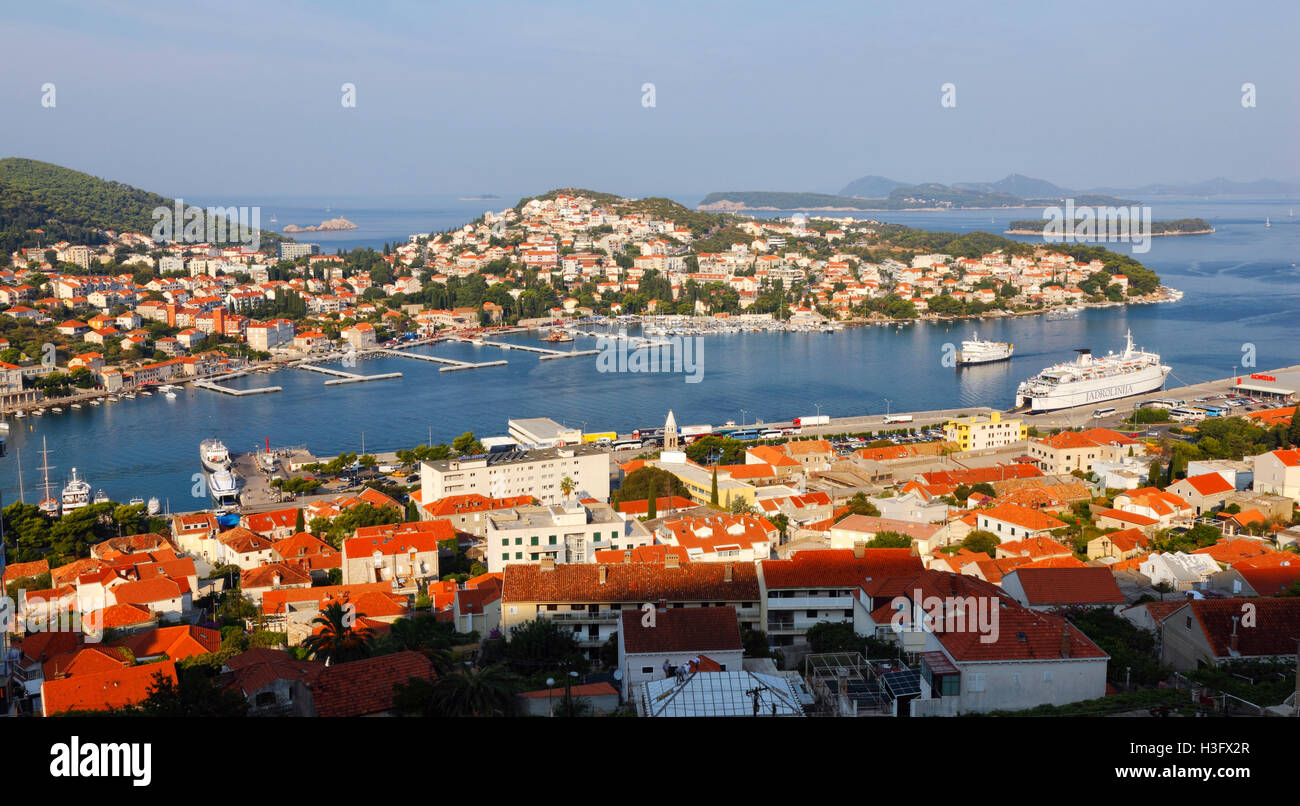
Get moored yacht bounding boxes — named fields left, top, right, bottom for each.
left=61, top=468, right=92, bottom=515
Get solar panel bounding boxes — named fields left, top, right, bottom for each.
left=882, top=670, right=922, bottom=698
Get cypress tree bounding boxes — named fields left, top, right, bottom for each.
left=647, top=479, right=657, bottom=519
left=710, top=467, right=719, bottom=505
left=1289, top=406, right=1300, bottom=447
left=294, top=507, right=305, bottom=534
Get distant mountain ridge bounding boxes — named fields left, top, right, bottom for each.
left=840, top=171, right=1300, bottom=199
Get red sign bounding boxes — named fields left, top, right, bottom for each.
left=1250, top=373, right=1276, bottom=382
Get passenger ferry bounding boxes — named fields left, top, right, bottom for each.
left=200, top=439, right=232, bottom=473
left=955, top=332, right=1013, bottom=366
left=1015, top=330, right=1170, bottom=413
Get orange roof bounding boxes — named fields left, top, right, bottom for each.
left=1193, top=538, right=1278, bottom=565
left=746, top=445, right=801, bottom=467
left=762, top=548, right=923, bottom=588
left=996, top=535, right=1073, bottom=560
left=343, top=520, right=453, bottom=558
left=2, top=558, right=49, bottom=583
left=1180, top=472, right=1234, bottom=496
left=116, top=625, right=221, bottom=660
left=1096, top=508, right=1159, bottom=527
left=616, top=495, right=696, bottom=515
left=1007, top=567, right=1125, bottom=605
left=111, top=577, right=184, bottom=606
left=42, top=661, right=178, bottom=716
left=592, top=544, right=692, bottom=564
left=978, top=503, right=1068, bottom=532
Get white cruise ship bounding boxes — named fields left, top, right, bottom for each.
left=1015, top=330, right=1170, bottom=413
left=956, top=332, right=1013, bottom=365
left=200, top=439, right=231, bottom=473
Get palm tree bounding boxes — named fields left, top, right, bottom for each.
left=302, top=601, right=374, bottom=665
left=429, top=663, right=517, bottom=716
left=560, top=476, right=575, bottom=502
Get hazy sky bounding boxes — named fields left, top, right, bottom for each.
left=2, top=0, right=1297, bottom=203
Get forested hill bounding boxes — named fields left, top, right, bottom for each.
left=0, top=158, right=288, bottom=255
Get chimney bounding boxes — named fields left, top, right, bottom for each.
left=724, top=562, right=733, bottom=582
left=852, top=541, right=866, bottom=559
left=623, top=550, right=633, bottom=564
left=656, top=598, right=667, bottom=613
left=664, top=553, right=680, bottom=569
left=1060, top=627, right=1072, bottom=658
left=598, top=565, right=608, bottom=585
left=272, top=572, right=282, bottom=586
left=539, top=557, right=555, bottom=571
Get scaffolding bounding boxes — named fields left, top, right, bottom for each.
left=804, top=652, right=921, bottom=717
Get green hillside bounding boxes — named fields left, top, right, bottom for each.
left=0, top=157, right=288, bottom=256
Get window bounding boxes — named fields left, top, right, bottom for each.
left=806, top=610, right=818, bottom=618
left=641, top=666, right=654, bottom=674
left=514, top=537, right=522, bottom=545
left=968, top=672, right=986, bottom=693
left=514, top=552, right=522, bottom=559
left=549, top=535, right=557, bottom=545
left=1042, top=670, right=1054, bottom=684
left=530, top=536, right=539, bottom=546
left=941, top=675, right=960, bottom=696
left=501, top=539, right=508, bottom=547
left=501, top=553, right=509, bottom=561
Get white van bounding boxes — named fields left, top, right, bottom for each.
left=1091, top=407, right=1117, bottom=419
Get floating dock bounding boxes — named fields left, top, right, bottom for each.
left=298, top=363, right=403, bottom=383
left=375, top=348, right=507, bottom=372
left=457, top=337, right=599, bottom=360
left=193, top=380, right=282, bottom=396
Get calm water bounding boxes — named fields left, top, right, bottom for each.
left=4, top=198, right=1298, bottom=508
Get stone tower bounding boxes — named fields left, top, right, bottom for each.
left=664, top=409, right=679, bottom=451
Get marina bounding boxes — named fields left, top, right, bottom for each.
left=375, top=347, right=507, bottom=372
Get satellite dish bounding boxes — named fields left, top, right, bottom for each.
left=613, top=669, right=624, bottom=681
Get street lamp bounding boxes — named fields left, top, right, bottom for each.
left=740, top=409, right=748, bottom=427
left=814, top=402, right=821, bottom=418
left=884, top=398, right=891, bottom=416
left=546, top=677, right=555, bottom=717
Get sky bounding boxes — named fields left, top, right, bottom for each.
left=1, top=0, right=1298, bottom=204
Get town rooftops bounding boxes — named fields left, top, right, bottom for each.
left=620, top=605, right=743, bottom=655
left=310, top=650, right=434, bottom=717
left=978, top=503, right=1068, bottom=532
left=830, top=514, right=944, bottom=541
left=1180, top=473, right=1235, bottom=496
left=1179, top=598, right=1300, bottom=658
left=343, top=520, right=454, bottom=556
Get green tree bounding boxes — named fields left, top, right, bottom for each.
left=452, top=431, right=484, bottom=455
left=560, top=476, right=576, bottom=502
left=846, top=492, right=880, bottom=517
left=294, top=508, right=305, bottom=534
left=864, top=531, right=912, bottom=549
left=395, top=664, right=517, bottom=717
left=710, top=467, right=719, bottom=506
left=1289, top=407, right=1300, bottom=447
left=962, top=530, right=1001, bottom=558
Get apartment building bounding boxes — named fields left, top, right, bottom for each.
left=485, top=499, right=653, bottom=573
left=420, top=445, right=609, bottom=504
left=943, top=411, right=1028, bottom=451
left=500, top=557, right=761, bottom=659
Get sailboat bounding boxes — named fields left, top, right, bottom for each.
left=37, top=437, right=58, bottom=517
left=1265, top=217, right=1271, bottom=227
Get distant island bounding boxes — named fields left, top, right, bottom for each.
left=282, top=217, right=358, bottom=233
left=459, top=194, right=501, bottom=201
left=1005, top=217, right=1214, bottom=236
left=698, top=185, right=1134, bottom=212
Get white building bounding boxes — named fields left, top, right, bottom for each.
left=420, top=445, right=609, bottom=505
left=485, top=500, right=652, bottom=573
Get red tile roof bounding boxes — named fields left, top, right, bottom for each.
left=117, top=625, right=221, bottom=660
left=1184, top=598, right=1300, bottom=658
left=2, top=558, right=49, bottom=583
left=1096, top=508, right=1159, bottom=527
left=502, top=561, right=759, bottom=604
left=1180, top=473, right=1234, bottom=497
left=241, top=562, right=312, bottom=589
left=1006, top=567, right=1126, bottom=605
left=761, top=548, right=923, bottom=588
left=42, top=660, right=177, bottom=716
left=996, top=535, right=1074, bottom=560
left=111, top=577, right=184, bottom=606
left=591, top=544, right=692, bottom=565
left=979, top=503, right=1068, bottom=532
left=1235, top=564, right=1300, bottom=596
left=222, top=648, right=324, bottom=697
left=310, top=651, right=434, bottom=717
left=343, top=520, right=452, bottom=558
left=620, top=606, right=743, bottom=654
left=1193, top=538, right=1277, bottom=565
left=517, top=681, right=618, bottom=699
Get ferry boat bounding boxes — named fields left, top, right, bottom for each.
left=200, top=439, right=232, bottom=472
left=129, top=496, right=145, bottom=507
left=1015, top=330, right=1170, bottom=413
left=208, top=470, right=240, bottom=511
left=147, top=497, right=161, bottom=515
left=956, top=331, right=1013, bottom=366
left=61, top=468, right=92, bottom=515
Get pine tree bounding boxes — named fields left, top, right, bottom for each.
left=710, top=467, right=719, bottom=506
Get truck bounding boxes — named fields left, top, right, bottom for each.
left=581, top=431, right=617, bottom=444
left=793, top=415, right=830, bottom=427
left=680, top=424, right=713, bottom=437
left=883, top=414, right=914, bottom=424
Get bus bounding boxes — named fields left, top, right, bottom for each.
left=611, top=438, right=644, bottom=451
left=1091, top=407, right=1117, bottom=419
left=1168, top=407, right=1204, bottom=422
left=883, top=414, right=914, bottom=424
left=632, top=427, right=664, bottom=440
left=730, top=429, right=760, bottom=441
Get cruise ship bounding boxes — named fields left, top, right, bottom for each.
left=1014, top=330, right=1170, bottom=413
left=956, top=332, right=1013, bottom=366
left=200, top=439, right=232, bottom=473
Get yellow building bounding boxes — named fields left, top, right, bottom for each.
left=942, top=411, right=1028, bottom=452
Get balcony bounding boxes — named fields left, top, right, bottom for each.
left=767, top=596, right=854, bottom=611
left=544, top=610, right=620, bottom=623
